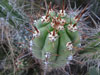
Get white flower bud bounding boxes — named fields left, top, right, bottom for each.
left=48, top=9, right=54, bottom=14
left=67, top=24, right=77, bottom=32
left=60, top=19, right=66, bottom=24
left=57, top=25, right=64, bottom=30
left=33, top=30, right=40, bottom=38
left=41, top=16, right=50, bottom=22
left=48, top=31, right=58, bottom=42
left=66, top=42, right=73, bottom=50
left=51, top=17, right=65, bottom=30
left=45, top=52, right=51, bottom=58
left=51, top=22, right=55, bottom=28
left=58, top=10, right=66, bottom=17
left=34, top=20, right=37, bottom=24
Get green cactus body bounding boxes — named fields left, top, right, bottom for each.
left=42, top=33, right=59, bottom=61
left=32, top=8, right=81, bottom=68
left=66, top=30, right=80, bottom=46
left=55, top=30, right=71, bottom=66
left=32, top=24, right=53, bottom=58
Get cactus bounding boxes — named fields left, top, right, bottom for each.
left=30, top=1, right=84, bottom=68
